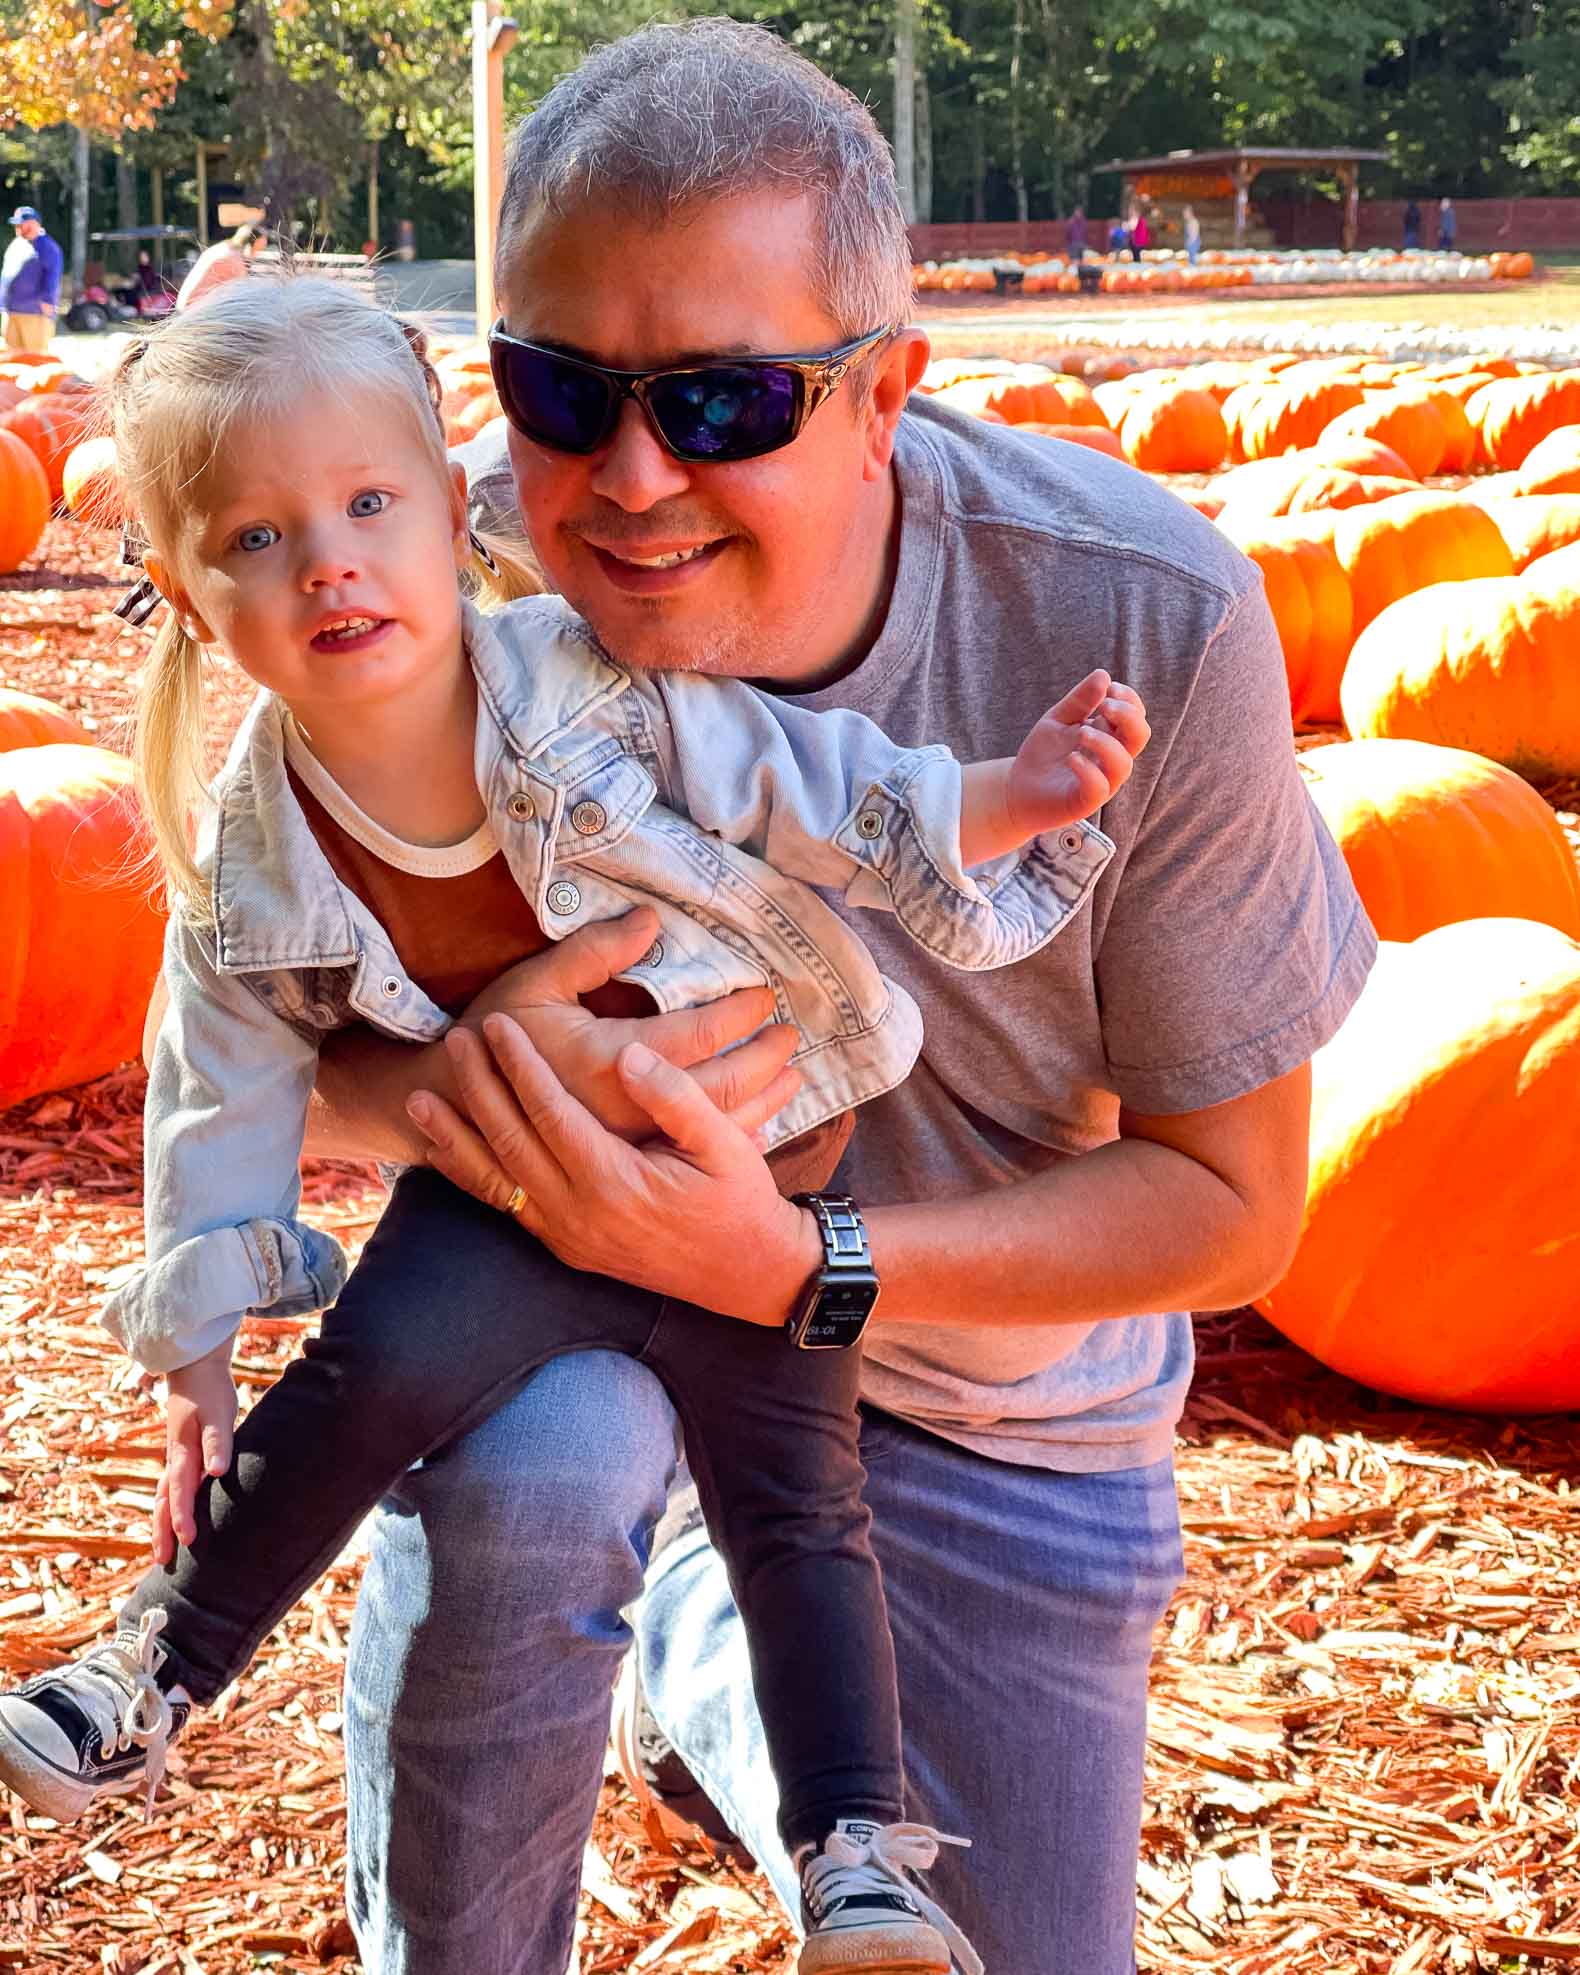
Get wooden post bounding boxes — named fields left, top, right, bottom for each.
left=151, top=166, right=164, bottom=229
left=893, top=0, right=916, bottom=225
left=472, top=0, right=509, bottom=334
left=195, top=144, right=209, bottom=246
left=1339, top=162, right=1360, bottom=253
left=1232, top=159, right=1252, bottom=249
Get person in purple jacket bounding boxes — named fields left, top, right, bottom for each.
left=1, top=207, right=62, bottom=353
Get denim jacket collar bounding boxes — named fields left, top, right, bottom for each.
left=204, top=600, right=629, bottom=975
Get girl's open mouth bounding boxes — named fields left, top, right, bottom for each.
left=310, top=616, right=393, bottom=654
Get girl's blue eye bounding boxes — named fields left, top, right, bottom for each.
left=237, top=524, right=279, bottom=552
left=349, top=490, right=388, bottom=518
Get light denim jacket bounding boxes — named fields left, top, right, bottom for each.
left=105, top=596, right=1114, bottom=1373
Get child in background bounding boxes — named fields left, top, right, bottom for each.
left=0, top=277, right=1149, bottom=1975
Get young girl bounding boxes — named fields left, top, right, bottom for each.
left=0, top=278, right=1148, bottom=1975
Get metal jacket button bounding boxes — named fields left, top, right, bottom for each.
left=546, top=880, right=581, bottom=916
left=381, top=976, right=402, bottom=998
left=1059, top=828, right=1085, bottom=854
left=508, top=792, right=535, bottom=821
left=855, top=809, right=884, bottom=840
left=571, top=799, right=607, bottom=835
left=643, top=939, right=664, bottom=967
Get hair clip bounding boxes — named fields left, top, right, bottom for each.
left=113, top=575, right=164, bottom=627
left=469, top=529, right=500, bottom=575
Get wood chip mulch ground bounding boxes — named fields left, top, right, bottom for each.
left=2, top=517, right=1577, bottom=1975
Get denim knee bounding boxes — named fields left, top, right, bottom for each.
left=395, top=1349, right=682, bottom=1608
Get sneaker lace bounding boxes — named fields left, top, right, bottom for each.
left=806, top=1821, right=984, bottom=1975
left=58, top=1610, right=174, bottom=1818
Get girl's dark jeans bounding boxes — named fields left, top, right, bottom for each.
left=118, top=1166, right=902, bottom=1851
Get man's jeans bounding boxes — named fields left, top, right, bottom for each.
left=345, top=1351, right=1185, bottom=1975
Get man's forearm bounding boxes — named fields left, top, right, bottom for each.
left=305, top=1029, right=452, bottom=1164
left=863, top=1137, right=1286, bottom=1330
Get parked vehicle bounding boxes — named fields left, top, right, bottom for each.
left=63, top=282, right=139, bottom=334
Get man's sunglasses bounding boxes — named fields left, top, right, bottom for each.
left=487, top=322, right=896, bottom=464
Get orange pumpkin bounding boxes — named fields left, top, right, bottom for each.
left=1331, top=492, right=1514, bottom=636
left=1341, top=553, right=1580, bottom=778
left=1257, top=918, right=1580, bottom=1412
left=0, top=689, right=90, bottom=752
left=0, top=427, right=49, bottom=573
left=1466, top=371, right=1580, bottom=469
left=0, top=744, right=169, bottom=1106
left=1213, top=452, right=1323, bottom=517
left=1286, top=469, right=1421, bottom=514
left=1413, top=389, right=1477, bottom=474
left=1475, top=493, right=1580, bottom=572
left=0, top=395, right=88, bottom=505
left=1118, top=386, right=1228, bottom=472
left=1515, top=424, right=1580, bottom=496
left=1013, top=423, right=1127, bottom=459
left=1217, top=515, right=1352, bottom=724
left=1298, top=737, right=1580, bottom=941
left=1310, top=433, right=1417, bottom=481
left=1322, top=395, right=1448, bottom=480
left=444, top=392, right=503, bottom=446
left=61, top=435, right=125, bottom=529
left=1221, top=378, right=1365, bottom=462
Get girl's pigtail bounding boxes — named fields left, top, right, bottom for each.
left=133, top=615, right=214, bottom=922
left=467, top=524, right=544, bottom=606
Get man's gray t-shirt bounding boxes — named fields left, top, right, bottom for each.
left=458, top=396, right=1375, bottom=1473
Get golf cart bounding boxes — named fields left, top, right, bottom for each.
left=66, top=225, right=201, bottom=332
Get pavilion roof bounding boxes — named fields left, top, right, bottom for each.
left=1094, top=146, right=1389, bottom=175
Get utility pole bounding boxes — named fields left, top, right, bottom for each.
left=893, top=0, right=917, bottom=225
left=472, top=0, right=517, bottom=334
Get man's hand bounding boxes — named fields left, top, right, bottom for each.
left=152, top=1338, right=237, bottom=1566
left=1006, top=671, right=1150, bottom=837
left=406, top=1019, right=822, bottom=1326
left=455, top=909, right=802, bottom=1141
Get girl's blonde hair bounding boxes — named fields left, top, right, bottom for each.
left=108, top=274, right=539, bottom=918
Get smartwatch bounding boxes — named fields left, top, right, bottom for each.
left=786, top=1193, right=881, bottom=1350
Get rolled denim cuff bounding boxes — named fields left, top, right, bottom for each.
left=836, top=751, right=1115, bottom=971
left=102, top=1217, right=349, bottom=1374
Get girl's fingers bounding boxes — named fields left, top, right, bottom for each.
left=151, top=1473, right=175, bottom=1566
left=1047, top=669, right=1111, bottom=726
left=731, top=1063, right=805, bottom=1140
left=202, top=1417, right=233, bottom=1479
left=1073, top=727, right=1137, bottom=790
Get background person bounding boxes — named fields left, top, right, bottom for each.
left=1438, top=196, right=1457, bottom=250
left=175, top=221, right=265, bottom=313
left=1183, top=203, right=1202, bottom=266
left=1, top=205, right=62, bottom=353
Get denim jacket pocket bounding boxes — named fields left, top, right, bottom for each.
left=550, top=746, right=657, bottom=864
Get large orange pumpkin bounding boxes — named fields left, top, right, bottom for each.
left=1, top=395, right=88, bottom=505
left=1013, top=422, right=1127, bottom=459
left=1341, top=556, right=1580, bottom=778
left=1257, top=917, right=1580, bottom=1412
left=1310, top=433, right=1417, bottom=481
left=1515, top=424, right=1580, bottom=496
left=0, top=744, right=168, bottom=1107
left=1286, top=469, right=1420, bottom=514
left=1298, top=737, right=1580, bottom=941
left=1217, top=515, right=1352, bottom=724
left=61, top=435, right=125, bottom=529
left=0, top=427, right=49, bottom=573
left=0, top=689, right=90, bottom=752
left=1474, top=493, right=1580, bottom=572
left=1221, top=378, right=1365, bottom=462
left=1466, top=371, right=1580, bottom=469
left=1118, top=386, right=1227, bottom=472
left=1331, top=492, right=1514, bottom=636
left=1323, top=395, right=1448, bottom=480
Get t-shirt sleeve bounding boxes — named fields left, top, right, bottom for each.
left=1095, top=582, right=1376, bottom=1114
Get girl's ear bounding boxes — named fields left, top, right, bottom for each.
left=144, top=554, right=214, bottom=646
left=449, top=460, right=472, bottom=569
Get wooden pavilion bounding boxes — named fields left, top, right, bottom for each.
left=1093, top=146, right=1389, bottom=252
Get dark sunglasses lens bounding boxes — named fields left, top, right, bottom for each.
left=492, top=342, right=614, bottom=453
left=646, top=364, right=801, bottom=460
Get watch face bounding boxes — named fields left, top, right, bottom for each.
left=795, top=1277, right=880, bottom=1349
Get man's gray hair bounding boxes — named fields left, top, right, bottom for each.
left=498, top=18, right=913, bottom=340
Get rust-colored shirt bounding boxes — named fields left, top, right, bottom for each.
left=284, top=747, right=849, bottom=1192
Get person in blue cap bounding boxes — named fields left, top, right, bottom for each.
left=2, top=207, right=63, bottom=353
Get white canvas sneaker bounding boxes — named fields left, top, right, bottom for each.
left=797, top=1818, right=983, bottom=1975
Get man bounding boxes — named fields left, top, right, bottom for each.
left=1, top=206, right=61, bottom=353
left=291, top=21, right=1373, bottom=1972
left=175, top=221, right=265, bottom=312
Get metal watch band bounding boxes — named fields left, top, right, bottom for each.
left=793, top=1191, right=873, bottom=1274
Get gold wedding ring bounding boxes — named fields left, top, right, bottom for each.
left=504, top=1184, right=529, bottom=1219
